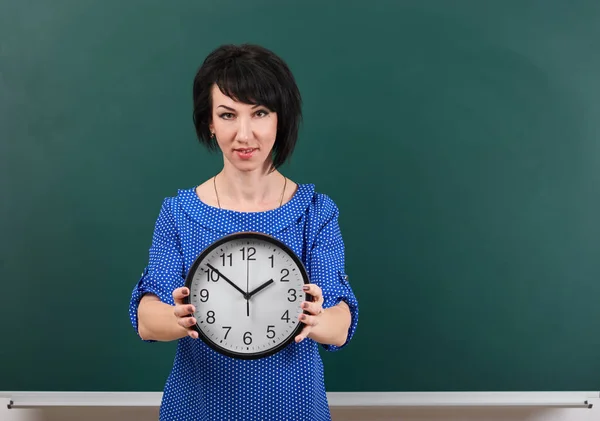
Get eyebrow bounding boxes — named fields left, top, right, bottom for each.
left=216, top=104, right=264, bottom=111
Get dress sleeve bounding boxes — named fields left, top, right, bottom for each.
left=129, top=197, right=185, bottom=341
left=308, top=197, right=359, bottom=352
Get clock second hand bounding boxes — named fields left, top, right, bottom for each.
left=246, top=252, right=250, bottom=317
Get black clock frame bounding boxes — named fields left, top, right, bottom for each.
left=183, top=231, right=311, bottom=360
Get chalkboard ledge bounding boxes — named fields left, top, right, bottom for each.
left=1, top=391, right=597, bottom=409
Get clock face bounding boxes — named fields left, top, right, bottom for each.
left=184, top=232, right=309, bottom=359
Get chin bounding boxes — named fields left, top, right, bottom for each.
left=229, top=160, right=266, bottom=173
left=227, top=154, right=271, bottom=172
left=236, top=165, right=260, bottom=173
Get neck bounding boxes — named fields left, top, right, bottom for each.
left=216, top=162, right=283, bottom=207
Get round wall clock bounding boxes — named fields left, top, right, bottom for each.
left=183, top=232, right=310, bottom=359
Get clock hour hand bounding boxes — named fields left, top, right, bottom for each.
left=247, top=279, right=274, bottom=299
left=206, top=263, right=248, bottom=299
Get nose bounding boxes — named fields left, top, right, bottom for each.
left=235, top=116, right=252, bottom=143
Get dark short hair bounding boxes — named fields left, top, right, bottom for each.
left=192, top=44, right=302, bottom=169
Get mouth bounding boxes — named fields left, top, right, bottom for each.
left=234, top=148, right=257, bottom=159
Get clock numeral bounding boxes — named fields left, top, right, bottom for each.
left=287, top=288, right=298, bottom=302
left=199, top=289, right=209, bottom=302
left=220, top=253, right=232, bottom=266
left=281, top=310, right=290, bottom=323
left=266, top=325, right=276, bottom=339
left=206, top=310, right=215, bottom=324
left=280, top=268, right=289, bottom=282
left=243, top=331, right=253, bottom=345
left=240, top=246, right=256, bottom=261
left=268, top=255, right=274, bottom=268
left=205, top=268, right=219, bottom=282
left=222, top=326, right=231, bottom=339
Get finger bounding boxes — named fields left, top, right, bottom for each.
left=183, top=318, right=199, bottom=339
left=301, top=301, right=323, bottom=316
left=175, top=313, right=199, bottom=339
left=174, top=303, right=196, bottom=318
left=299, top=312, right=319, bottom=327
left=302, top=284, right=323, bottom=303
left=173, top=287, right=190, bottom=305
left=177, top=314, right=197, bottom=329
left=295, top=325, right=311, bottom=343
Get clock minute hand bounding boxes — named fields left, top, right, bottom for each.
left=247, top=279, right=275, bottom=299
left=206, top=263, right=248, bottom=299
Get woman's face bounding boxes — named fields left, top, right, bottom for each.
left=209, top=84, right=278, bottom=172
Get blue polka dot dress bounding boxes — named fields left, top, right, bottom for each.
left=129, top=183, right=359, bottom=421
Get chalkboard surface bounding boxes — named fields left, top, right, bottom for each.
left=1, top=0, right=599, bottom=392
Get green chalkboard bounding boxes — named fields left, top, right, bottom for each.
left=2, top=0, right=600, bottom=393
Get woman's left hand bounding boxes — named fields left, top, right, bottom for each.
left=295, top=283, right=325, bottom=343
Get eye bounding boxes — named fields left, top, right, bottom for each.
left=219, top=112, right=234, bottom=120
left=255, top=110, right=269, bottom=117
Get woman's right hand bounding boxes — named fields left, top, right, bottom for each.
left=172, top=287, right=199, bottom=339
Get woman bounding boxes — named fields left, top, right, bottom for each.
left=129, top=44, right=359, bottom=421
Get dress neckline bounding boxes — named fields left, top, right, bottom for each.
left=174, top=183, right=316, bottom=234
